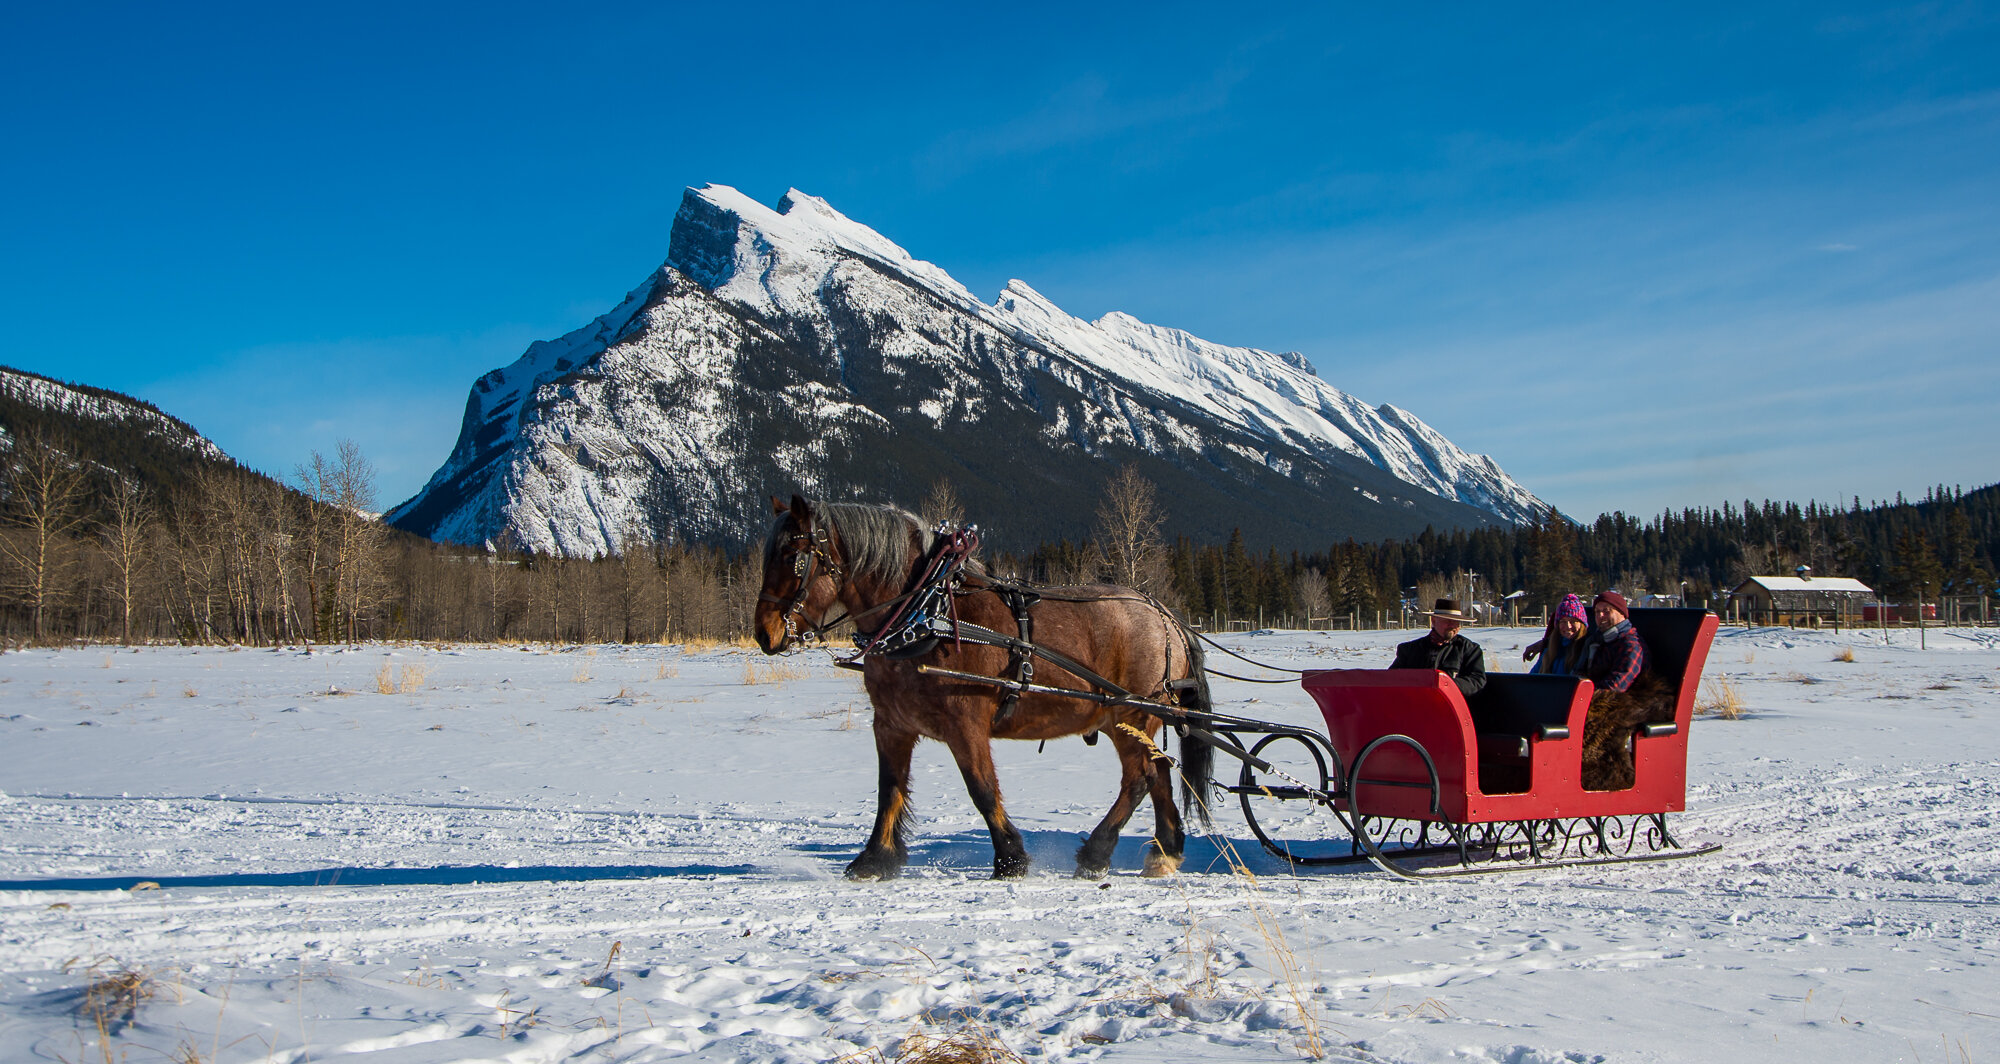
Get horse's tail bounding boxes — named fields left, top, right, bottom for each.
left=1175, top=620, right=1217, bottom=832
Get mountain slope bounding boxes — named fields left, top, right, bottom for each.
left=0, top=365, right=243, bottom=510
left=389, top=186, right=1549, bottom=556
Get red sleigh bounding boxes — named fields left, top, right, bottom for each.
left=1228, top=609, right=1721, bottom=877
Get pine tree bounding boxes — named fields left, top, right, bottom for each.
left=1222, top=529, right=1256, bottom=619
left=1884, top=529, right=1947, bottom=606
left=1525, top=513, right=1587, bottom=614
left=1941, top=509, right=1994, bottom=598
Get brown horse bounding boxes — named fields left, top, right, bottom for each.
left=753, top=495, right=1214, bottom=880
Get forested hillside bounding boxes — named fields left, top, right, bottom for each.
left=0, top=371, right=753, bottom=646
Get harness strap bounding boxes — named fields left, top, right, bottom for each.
left=771, top=523, right=847, bottom=645
left=946, top=621, right=1137, bottom=705
left=991, top=586, right=1041, bottom=728
left=845, top=525, right=981, bottom=663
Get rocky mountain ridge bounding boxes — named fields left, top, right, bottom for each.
left=388, top=185, right=1549, bottom=556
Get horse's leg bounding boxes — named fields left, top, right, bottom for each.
left=1075, top=728, right=1151, bottom=879
left=847, top=723, right=919, bottom=881
left=1140, top=722, right=1186, bottom=878
left=941, top=727, right=1029, bottom=878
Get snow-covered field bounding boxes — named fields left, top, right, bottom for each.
left=2, top=625, right=1996, bottom=1063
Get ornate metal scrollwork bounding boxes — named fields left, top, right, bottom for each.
left=1349, top=812, right=1716, bottom=878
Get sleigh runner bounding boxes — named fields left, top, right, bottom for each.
left=754, top=497, right=1720, bottom=881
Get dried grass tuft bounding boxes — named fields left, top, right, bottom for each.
left=1385, top=996, right=1453, bottom=1019
left=572, top=665, right=593, bottom=684
left=1697, top=676, right=1746, bottom=719
left=836, top=1020, right=1030, bottom=1064
left=375, top=662, right=427, bottom=694
left=742, top=660, right=806, bottom=685
left=181, top=685, right=198, bottom=698
left=1162, top=777, right=1328, bottom=1059
left=68, top=959, right=157, bottom=1042
left=1833, top=647, right=1856, bottom=663
left=682, top=633, right=752, bottom=652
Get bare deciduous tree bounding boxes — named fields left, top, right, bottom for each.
left=99, top=478, right=153, bottom=645
left=612, top=527, right=660, bottom=643
left=0, top=431, right=91, bottom=642
left=1293, top=566, right=1331, bottom=627
left=1092, top=464, right=1168, bottom=593
left=920, top=477, right=966, bottom=528
left=297, top=440, right=386, bottom=644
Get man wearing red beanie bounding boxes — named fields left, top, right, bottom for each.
left=1584, top=591, right=1647, bottom=692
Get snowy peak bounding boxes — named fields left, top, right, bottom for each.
left=392, top=185, right=1549, bottom=555
left=667, top=184, right=975, bottom=314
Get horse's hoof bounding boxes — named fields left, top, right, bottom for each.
left=1140, top=853, right=1183, bottom=878
left=993, top=855, right=1031, bottom=879
left=1073, top=863, right=1110, bottom=881
left=845, top=855, right=904, bottom=881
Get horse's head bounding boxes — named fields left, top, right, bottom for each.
left=754, top=494, right=847, bottom=655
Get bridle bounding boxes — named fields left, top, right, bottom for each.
left=759, top=520, right=847, bottom=646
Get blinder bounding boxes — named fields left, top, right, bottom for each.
left=762, top=521, right=845, bottom=647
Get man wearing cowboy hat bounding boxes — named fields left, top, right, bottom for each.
left=1390, top=598, right=1488, bottom=698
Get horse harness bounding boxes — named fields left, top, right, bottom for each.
left=854, top=527, right=1191, bottom=738
left=759, top=522, right=846, bottom=645
left=772, top=518, right=1195, bottom=743
left=761, top=518, right=985, bottom=651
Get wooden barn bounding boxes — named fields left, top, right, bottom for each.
left=1728, top=569, right=1875, bottom=626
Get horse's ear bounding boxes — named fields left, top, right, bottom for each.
left=790, top=494, right=813, bottom=523
left=770, top=495, right=788, bottom=515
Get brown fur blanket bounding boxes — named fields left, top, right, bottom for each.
left=1579, top=673, right=1677, bottom=791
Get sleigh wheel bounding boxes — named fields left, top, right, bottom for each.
left=1346, top=734, right=1465, bottom=879
left=1236, top=732, right=1351, bottom=865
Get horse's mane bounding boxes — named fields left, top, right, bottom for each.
left=767, top=500, right=987, bottom=584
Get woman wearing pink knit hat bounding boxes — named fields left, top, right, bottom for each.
left=1523, top=593, right=1591, bottom=676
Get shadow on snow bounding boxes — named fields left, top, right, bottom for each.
left=0, top=862, right=756, bottom=892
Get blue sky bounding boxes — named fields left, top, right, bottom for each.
left=3, top=2, right=1995, bottom=521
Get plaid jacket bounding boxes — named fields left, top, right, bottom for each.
left=1585, top=621, right=1647, bottom=692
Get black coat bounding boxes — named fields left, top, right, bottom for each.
left=1390, top=632, right=1488, bottom=698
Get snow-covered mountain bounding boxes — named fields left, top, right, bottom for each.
left=389, top=186, right=1548, bottom=556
